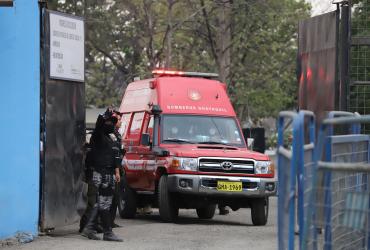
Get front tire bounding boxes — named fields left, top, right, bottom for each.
left=196, top=204, right=216, bottom=219
left=118, top=179, right=137, bottom=219
left=158, top=175, right=178, bottom=222
left=251, top=197, right=269, bottom=226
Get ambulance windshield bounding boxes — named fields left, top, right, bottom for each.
left=161, top=115, right=245, bottom=147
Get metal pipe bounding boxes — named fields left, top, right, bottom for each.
left=151, top=105, right=162, bottom=147
left=340, top=2, right=350, bottom=111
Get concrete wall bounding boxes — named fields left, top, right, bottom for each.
left=0, top=0, right=40, bottom=239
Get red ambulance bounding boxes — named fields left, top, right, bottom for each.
left=117, top=70, right=276, bottom=225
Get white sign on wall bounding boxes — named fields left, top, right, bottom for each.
left=49, top=12, right=85, bottom=82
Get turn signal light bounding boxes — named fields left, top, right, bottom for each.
left=171, top=158, right=180, bottom=168
left=269, top=162, right=275, bottom=176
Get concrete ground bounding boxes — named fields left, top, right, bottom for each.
left=1, top=197, right=277, bottom=250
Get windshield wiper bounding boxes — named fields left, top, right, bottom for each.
left=197, top=141, right=233, bottom=146
left=162, top=138, right=194, bottom=144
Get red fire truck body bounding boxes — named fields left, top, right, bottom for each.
left=118, top=71, right=276, bottom=225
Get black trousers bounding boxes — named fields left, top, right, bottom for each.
left=83, top=170, right=116, bottom=234
left=110, top=182, right=120, bottom=224
left=79, top=179, right=98, bottom=231
left=80, top=172, right=119, bottom=231
left=93, top=171, right=115, bottom=211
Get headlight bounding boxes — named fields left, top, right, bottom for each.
left=255, top=161, right=274, bottom=174
left=171, top=157, right=198, bottom=171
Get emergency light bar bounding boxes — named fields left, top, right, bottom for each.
left=152, top=69, right=219, bottom=79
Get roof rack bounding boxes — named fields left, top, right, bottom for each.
left=152, top=69, right=219, bottom=79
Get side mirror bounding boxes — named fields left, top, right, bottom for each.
left=152, top=147, right=170, bottom=157
left=243, top=127, right=265, bottom=153
left=141, top=133, right=151, bottom=146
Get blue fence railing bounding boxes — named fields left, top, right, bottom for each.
left=277, top=110, right=315, bottom=250
left=277, top=111, right=370, bottom=250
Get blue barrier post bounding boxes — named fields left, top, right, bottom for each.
left=278, top=111, right=298, bottom=250
left=297, top=111, right=315, bottom=248
left=303, top=115, right=370, bottom=250
left=278, top=111, right=312, bottom=250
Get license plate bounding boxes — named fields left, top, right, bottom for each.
left=217, top=181, right=242, bottom=192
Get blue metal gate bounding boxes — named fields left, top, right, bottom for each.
left=278, top=111, right=370, bottom=250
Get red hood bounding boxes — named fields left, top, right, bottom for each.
left=160, top=144, right=269, bottom=161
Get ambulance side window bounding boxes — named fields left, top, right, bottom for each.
left=119, top=113, right=131, bottom=137
left=147, top=116, right=154, bottom=140
left=130, top=112, right=145, bottom=135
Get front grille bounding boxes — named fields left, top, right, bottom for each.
left=198, top=158, right=254, bottom=174
left=201, top=179, right=258, bottom=189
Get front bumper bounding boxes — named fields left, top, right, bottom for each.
left=167, top=174, right=277, bottom=197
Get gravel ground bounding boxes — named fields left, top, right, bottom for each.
left=1, top=197, right=278, bottom=250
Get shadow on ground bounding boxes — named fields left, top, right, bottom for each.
left=132, top=211, right=253, bottom=226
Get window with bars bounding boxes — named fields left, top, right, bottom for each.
left=349, top=1, right=370, bottom=134
left=350, top=45, right=370, bottom=83
left=349, top=85, right=370, bottom=133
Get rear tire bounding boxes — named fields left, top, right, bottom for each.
left=196, top=204, right=216, bottom=219
left=251, top=197, right=269, bottom=226
left=118, top=179, right=137, bottom=219
left=158, top=175, right=178, bottom=222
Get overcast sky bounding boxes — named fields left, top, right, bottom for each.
left=308, top=0, right=337, bottom=16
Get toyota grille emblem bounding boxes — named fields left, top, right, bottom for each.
left=221, top=161, right=233, bottom=170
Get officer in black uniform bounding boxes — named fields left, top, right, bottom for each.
left=79, top=137, right=103, bottom=234
left=110, top=110, right=125, bottom=227
left=81, top=110, right=123, bottom=242
left=80, top=115, right=109, bottom=234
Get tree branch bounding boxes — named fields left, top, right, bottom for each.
left=89, top=41, right=129, bottom=75
left=200, top=0, right=218, bottom=63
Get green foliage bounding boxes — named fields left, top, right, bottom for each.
left=352, top=0, right=370, bottom=37
left=48, top=0, right=311, bottom=118
left=229, top=0, right=310, bottom=122
left=266, top=129, right=292, bottom=149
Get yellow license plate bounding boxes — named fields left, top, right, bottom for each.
left=217, top=181, right=242, bottom=192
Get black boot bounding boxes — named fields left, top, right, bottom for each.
left=95, top=224, right=104, bottom=233
left=112, top=223, right=121, bottom=228
left=80, top=208, right=103, bottom=233
left=81, top=205, right=101, bottom=240
left=101, top=210, right=123, bottom=242
left=218, top=206, right=229, bottom=215
left=103, top=231, right=123, bottom=242
left=79, top=214, right=87, bottom=233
